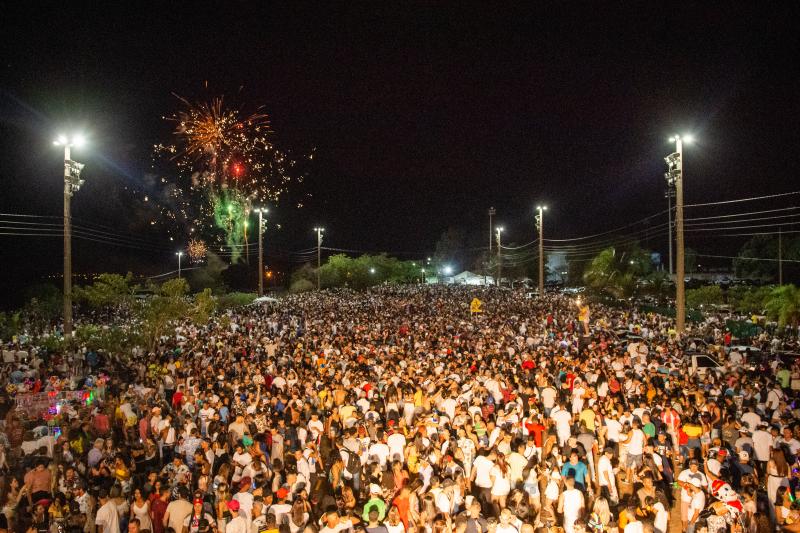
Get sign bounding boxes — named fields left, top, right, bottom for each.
left=470, top=298, right=483, bottom=314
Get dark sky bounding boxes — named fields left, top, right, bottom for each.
left=1, top=4, right=799, bottom=296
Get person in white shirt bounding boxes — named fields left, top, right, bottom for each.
left=597, top=447, right=617, bottom=502
left=225, top=500, right=250, bottom=533
left=752, top=424, right=774, bottom=466
left=686, top=479, right=706, bottom=533
left=470, top=451, right=495, bottom=513
left=557, top=476, right=584, bottom=533
left=677, top=461, right=707, bottom=530
left=550, top=405, right=572, bottom=447
left=651, top=498, right=669, bottom=533
left=95, top=490, right=121, bottom=533
left=386, top=431, right=406, bottom=463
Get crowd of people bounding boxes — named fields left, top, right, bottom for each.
left=1, top=285, right=799, bottom=533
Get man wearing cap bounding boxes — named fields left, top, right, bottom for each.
left=267, top=488, right=292, bottom=526
left=685, top=478, right=705, bottom=533
left=225, top=500, right=250, bottom=533
left=677, top=461, right=707, bottom=531
left=361, top=484, right=387, bottom=522
left=734, top=451, right=756, bottom=489
left=182, top=497, right=216, bottom=533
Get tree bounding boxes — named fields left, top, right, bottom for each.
left=583, top=245, right=652, bottom=298
left=160, top=277, right=189, bottom=298
left=686, top=285, right=724, bottom=309
left=764, top=284, right=800, bottom=327
left=734, top=236, right=777, bottom=280
left=727, top=285, right=772, bottom=314
left=22, top=283, right=63, bottom=324
left=74, top=273, right=137, bottom=309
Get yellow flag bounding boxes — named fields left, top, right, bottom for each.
left=470, top=298, right=483, bottom=313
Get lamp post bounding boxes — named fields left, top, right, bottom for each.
left=314, top=227, right=324, bottom=290
left=255, top=208, right=268, bottom=296
left=176, top=252, right=183, bottom=278
left=666, top=134, right=692, bottom=333
left=53, top=134, right=86, bottom=338
left=495, top=226, right=504, bottom=286
left=536, top=205, right=547, bottom=296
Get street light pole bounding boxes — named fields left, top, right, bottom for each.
left=536, top=205, right=547, bottom=296
left=495, top=227, right=503, bottom=286
left=54, top=134, right=86, bottom=338
left=666, top=135, right=692, bottom=333
left=176, top=252, right=183, bottom=278
left=314, top=227, right=324, bottom=290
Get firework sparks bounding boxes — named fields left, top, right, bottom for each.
left=187, top=239, right=208, bottom=262
left=150, top=88, right=309, bottom=262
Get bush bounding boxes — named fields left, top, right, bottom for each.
left=290, top=279, right=315, bottom=293
left=217, top=292, right=258, bottom=309
left=686, top=285, right=724, bottom=309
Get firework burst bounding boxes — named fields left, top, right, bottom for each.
left=151, top=87, right=308, bottom=262
left=187, top=239, right=208, bottom=262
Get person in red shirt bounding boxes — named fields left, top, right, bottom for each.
left=524, top=416, right=546, bottom=448
left=171, top=386, right=184, bottom=410
left=149, top=486, right=170, bottom=533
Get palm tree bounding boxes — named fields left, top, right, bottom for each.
left=764, top=284, right=800, bottom=327
left=583, top=246, right=652, bottom=299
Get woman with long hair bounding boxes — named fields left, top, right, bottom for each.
left=288, top=498, right=310, bottom=533
left=384, top=505, right=405, bottom=533
left=589, top=497, right=612, bottom=532
left=490, top=452, right=511, bottom=515
left=767, top=447, right=790, bottom=516
left=131, top=487, right=153, bottom=532
left=214, top=482, right=232, bottom=533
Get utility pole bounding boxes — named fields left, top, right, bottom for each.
left=314, top=227, right=324, bottom=290
left=665, top=187, right=675, bottom=275
left=488, top=207, right=495, bottom=284
left=666, top=134, right=692, bottom=333
left=54, top=134, right=86, bottom=338
left=495, top=226, right=503, bottom=286
left=778, top=227, right=783, bottom=285
left=536, top=205, right=547, bottom=296
left=176, top=252, right=183, bottom=278
left=256, top=208, right=267, bottom=295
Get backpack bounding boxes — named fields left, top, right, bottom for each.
left=345, top=449, right=361, bottom=474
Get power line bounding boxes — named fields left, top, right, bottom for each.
left=684, top=190, right=800, bottom=208
left=696, top=253, right=800, bottom=264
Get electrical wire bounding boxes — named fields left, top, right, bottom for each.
left=695, top=253, right=800, bottom=264
left=684, top=190, right=800, bottom=208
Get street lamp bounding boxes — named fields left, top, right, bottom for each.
left=254, top=208, right=268, bottom=295
left=536, top=205, right=547, bottom=296
left=370, top=267, right=376, bottom=274
left=495, top=226, right=504, bottom=286
left=176, top=251, right=184, bottom=278
left=53, top=133, right=87, bottom=337
left=314, top=227, right=324, bottom=290
left=665, top=134, right=692, bottom=333
left=421, top=268, right=426, bottom=284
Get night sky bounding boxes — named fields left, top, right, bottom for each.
left=1, top=4, right=799, bottom=300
